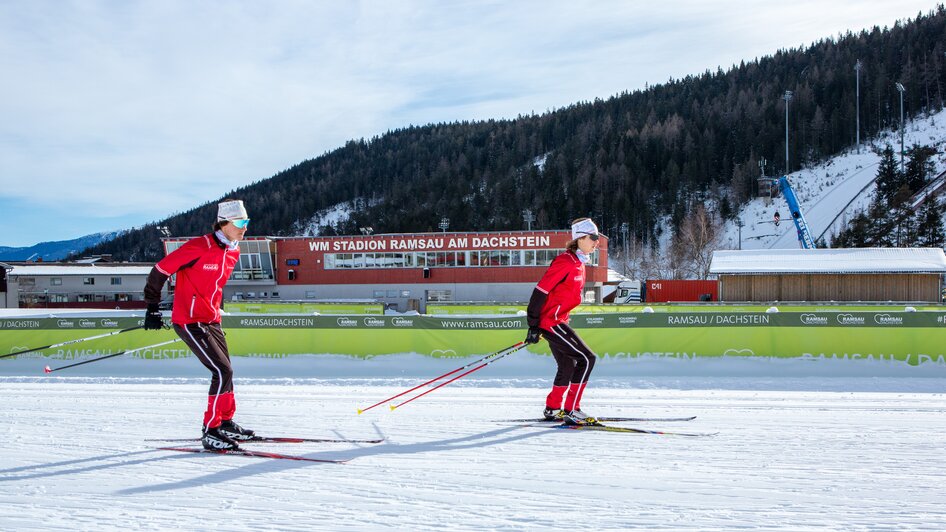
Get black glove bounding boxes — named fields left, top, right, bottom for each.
left=144, top=303, right=165, bottom=330
left=525, top=326, right=542, bottom=344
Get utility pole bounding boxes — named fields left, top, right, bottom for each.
left=855, top=60, right=862, bottom=153
left=759, top=157, right=769, bottom=201
left=620, top=222, right=629, bottom=275
left=896, top=82, right=906, bottom=173
left=522, top=209, right=535, bottom=230
left=735, top=219, right=744, bottom=250
left=783, top=90, right=793, bottom=174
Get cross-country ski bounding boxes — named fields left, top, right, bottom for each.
left=539, top=422, right=717, bottom=437
left=499, top=415, right=697, bottom=423
left=157, top=446, right=349, bottom=463
left=147, top=436, right=385, bottom=444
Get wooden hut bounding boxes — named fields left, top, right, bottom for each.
left=709, top=248, right=946, bottom=303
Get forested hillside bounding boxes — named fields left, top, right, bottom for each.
left=83, top=7, right=946, bottom=262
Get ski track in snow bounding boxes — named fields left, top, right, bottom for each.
left=1, top=382, right=945, bottom=530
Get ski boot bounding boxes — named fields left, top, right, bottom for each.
left=202, top=426, right=240, bottom=450
left=563, top=409, right=599, bottom=426
left=219, top=419, right=256, bottom=441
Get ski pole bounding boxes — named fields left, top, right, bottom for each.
left=43, top=338, right=181, bottom=374
left=390, top=343, right=525, bottom=411
left=357, top=341, right=525, bottom=414
left=1, top=325, right=145, bottom=360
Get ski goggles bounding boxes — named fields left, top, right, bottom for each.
left=230, top=219, right=250, bottom=229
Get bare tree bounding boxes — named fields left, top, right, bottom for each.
left=671, top=204, right=723, bottom=279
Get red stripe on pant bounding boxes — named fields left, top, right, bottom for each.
left=203, top=391, right=236, bottom=428
left=563, top=382, right=587, bottom=411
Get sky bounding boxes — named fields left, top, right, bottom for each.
left=0, top=1, right=940, bottom=247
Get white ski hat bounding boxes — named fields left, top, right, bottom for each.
left=571, top=218, right=600, bottom=240
left=217, top=200, right=249, bottom=222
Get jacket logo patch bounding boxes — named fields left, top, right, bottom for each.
left=202, top=264, right=220, bottom=271
left=573, top=275, right=582, bottom=282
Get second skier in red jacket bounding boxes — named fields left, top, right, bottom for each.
left=525, top=218, right=601, bottom=426
left=143, top=199, right=254, bottom=450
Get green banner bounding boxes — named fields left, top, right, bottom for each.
left=2, top=311, right=946, bottom=365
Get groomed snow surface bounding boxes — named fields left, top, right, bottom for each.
left=2, top=354, right=946, bottom=531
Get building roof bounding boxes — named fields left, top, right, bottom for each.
left=709, top=248, right=946, bottom=274
left=8, top=264, right=153, bottom=276
left=606, top=268, right=633, bottom=283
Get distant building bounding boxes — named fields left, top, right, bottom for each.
left=2, top=261, right=155, bottom=309
left=710, top=248, right=946, bottom=303
left=0, top=262, right=12, bottom=308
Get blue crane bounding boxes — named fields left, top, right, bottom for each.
left=777, top=176, right=816, bottom=249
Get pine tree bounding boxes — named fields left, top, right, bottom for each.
left=873, top=145, right=903, bottom=204
left=914, top=198, right=945, bottom=247
left=904, top=144, right=938, bottom=193
left=864, top=198, right=895, bottom=246
left=889, top=185, right=915, bottom=246
left=833, top=211, right=871, bottom=247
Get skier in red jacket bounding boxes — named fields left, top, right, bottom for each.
left=143, top=199, right=253, bottom=450
left=524, top=218, right=601, bottom=426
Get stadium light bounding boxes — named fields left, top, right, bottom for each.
left=855, top=60, right=862, bottom=153
left=522, top=209, right=535, bottom=230
left=896, top=82, right=906, bottom=173
left=620, top=222, right=629, bottom=275
left=783, top=91, right=793, bottom=174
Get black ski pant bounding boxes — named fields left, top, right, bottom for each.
left=174, top=322, right=233, bottom=396
left=542, top=323, right=597, bottom=386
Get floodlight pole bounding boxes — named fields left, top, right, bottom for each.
left=522, top=209, right=535, bottom=231
left=783, top=91, right=793, bottom=174
left=896, top=82, right=906, bottom=173
left=855, top=60, right=862, bottom=153
left=620, top=222, right=629, bottom=275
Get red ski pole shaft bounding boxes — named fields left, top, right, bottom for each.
left=390, top=344, right=524, bottom=411
left=1, top=325, right=145, bottom=360
left=43, top=338, right=181, bottom=374
left=357, top=341, right=524, bottom=414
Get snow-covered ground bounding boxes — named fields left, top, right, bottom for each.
left=2, top=355, right=946, bottom=530
left=723, top=109, right=946, bottom=250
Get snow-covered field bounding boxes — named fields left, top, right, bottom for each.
left=2, top=355, right=946, bottom=531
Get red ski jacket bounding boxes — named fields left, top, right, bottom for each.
left=527, top=251, right=585, bottom=331
left=144, top=233, right=239, bottom=325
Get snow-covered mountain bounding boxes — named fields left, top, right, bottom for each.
left=0, top=232, right=121, bottom=261
left=722, top=109, right=946, bottom=250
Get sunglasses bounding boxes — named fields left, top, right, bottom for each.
left=231, top=219, right=250, bottom=229
left=579, top=232, right=599, bottom=241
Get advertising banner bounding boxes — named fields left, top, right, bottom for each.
left=2, top=311, right=945, bottom=365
